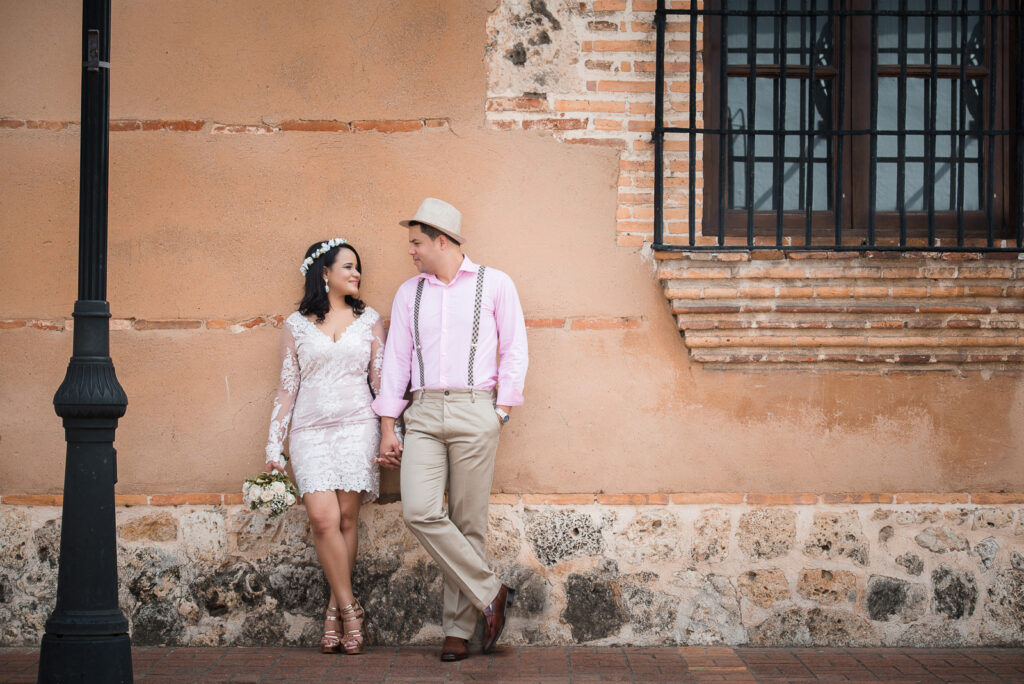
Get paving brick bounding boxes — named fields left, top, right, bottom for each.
left=4, top=646, right=1024, bottom=683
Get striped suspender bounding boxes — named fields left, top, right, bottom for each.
left=467, top=266, right=487, bottom=387
left=411, top=266, right=488, bottom=392
left=412, top=279, right=426, bottom=387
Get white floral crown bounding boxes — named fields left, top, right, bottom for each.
left=299, top=238, right=347, bottom=276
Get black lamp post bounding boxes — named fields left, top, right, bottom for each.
left=37, top=0, right=133, bottom=681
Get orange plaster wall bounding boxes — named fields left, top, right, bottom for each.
left=1, top=0, right=1022, bottom=495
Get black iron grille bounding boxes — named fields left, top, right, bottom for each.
left=653, top=0, right=1023, bottom=251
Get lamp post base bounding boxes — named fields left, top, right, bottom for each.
left=38, top=634, right=133, bottom=684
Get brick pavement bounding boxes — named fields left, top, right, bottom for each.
left=2, top=646, right=1023, bottom=683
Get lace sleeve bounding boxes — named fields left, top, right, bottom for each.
left=265, top=323, right=300, bottom=464
left=368, top=316, right=386, bottom=398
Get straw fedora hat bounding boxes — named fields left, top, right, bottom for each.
left=399, top=198, right=465, bottom=246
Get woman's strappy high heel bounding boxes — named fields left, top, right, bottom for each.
left=339, top=600, right=366, bottom=655
left=321, top=605, right=342, bottom=653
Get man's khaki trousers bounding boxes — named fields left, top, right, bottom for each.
left=400, top=389, right=503, bottom=639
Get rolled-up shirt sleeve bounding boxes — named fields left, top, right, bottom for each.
left=494, top=273, right=528, bottom=406
left=372, top=282, right=414, bottom=418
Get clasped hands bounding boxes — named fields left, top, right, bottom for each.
left=375, top=418, right=404, bottom=470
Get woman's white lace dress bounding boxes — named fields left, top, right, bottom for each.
left=265, top=308, right=385, bottom=501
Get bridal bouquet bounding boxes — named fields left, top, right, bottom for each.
left=242, top=472, right=300, bottom=518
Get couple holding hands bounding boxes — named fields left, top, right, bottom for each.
left=263, top=198, right=528, bottom=661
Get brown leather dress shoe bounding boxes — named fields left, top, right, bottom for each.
left=482, top=584, right=515, bottom=654
left=440, top=636, right=468, bottom=662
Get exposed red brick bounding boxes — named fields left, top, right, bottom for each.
left=596, top=494, right=650, bottom=505
left=0, top=119, right=26, bottom=129
left=212, top=123, right=276, bottom=134
left=596, top=80, right=656, bottom=93
left=670, top=493, right=744, bottom=504
left=140, top=119, right=205, bottom=132
left=971, top=492, right=1024, bottom=503
left=563, top=137, right=627, bottom=147
left=587, top=40, right=654, bottom=52
left=570, top=317, right=642, bottom=330
left=0, top=320, right=27, bottom=329
left=26, top=120, right=69, bottom=130
left=134, top=319, right=204, bottom=331
left=149, top=493, right=224, bottom=506
left=109, top=120, right=142, bottom=131
left=1, top=494, right=63, bottom=506
left=236, top=316, right=269, bottom=330
left=894, top=492, right=970, bottom=504
left=486, top=97, right=548, bottom=112
left=521, top=118, right=588, bottom=131
left=279, top=120, right=351, bottom=132
left=206, top=319, right=228, bottom=330
left=114, top=495, right=149, bottom=507
left=351, top=120, right=424, bottom=133
left=521, top=493, right=593, bottom=505
left=525, top=318, right=566, bottom=328
left=554, top=99, right=626, bottom=113
left=822, top=493, right=896, bottom=504
left=746, top=493, right=819, bottom=505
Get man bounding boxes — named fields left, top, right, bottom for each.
left=372, top=197, right=528, bottom=661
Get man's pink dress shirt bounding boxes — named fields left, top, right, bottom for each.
left=372, top=256, right=528, bottom=418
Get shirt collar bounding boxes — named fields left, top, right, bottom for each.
left=419, top=255, right=477, bottom=286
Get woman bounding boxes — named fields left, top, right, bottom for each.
left=264, top=238, right=384, bottom=654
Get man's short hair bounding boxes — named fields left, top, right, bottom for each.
left=412, top=222, right=461, bottom=245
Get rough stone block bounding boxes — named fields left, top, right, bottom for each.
left=804, top=511, right=869, bottom=566
left=866, top=575, right=927, bottom=622
left=738, top=508, right=796, bottom=560
left=916, top=526, right=970, bottom=553
left=932, top=564, right=978, bottom=619
left=973, top=537, right=999, bottom=570
left=691, top=508, right=730, bottom=563
left=895, top=621, right=967, bottom=647
left=973, top=508, right=1015, bottom=530
left=180, top=510, right=228, bottom=562
left=670, top=571, right=746, bottom=645
left=738, top=568, right=789, bottom=607
left=561, top=569, right=625, bottom=643
left=118, top=512, right=178, bottom=542
left=981, top=568, right=1024, bottom=645
left=525, top=509, right=604, bottom=566
left=616, top=510, right=683, bottom=563
left=749, top=606, right=880, bottom=647
left=896, top=552, right=925, bottom=576
left=798, top=568, right=858, bottom=605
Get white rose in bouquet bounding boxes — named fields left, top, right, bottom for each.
left=270, top=481, right=286, bottom=495
left=259, top=488, right=276, bottom=502
left=285, top=492, right=297, bottom=506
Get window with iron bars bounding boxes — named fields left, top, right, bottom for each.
left=653, top=0, right=1023, bottom=252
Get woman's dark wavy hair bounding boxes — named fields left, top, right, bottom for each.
left=298, top=241, right=366, bottom=323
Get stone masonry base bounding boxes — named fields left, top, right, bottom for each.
left=1, top=500, right=1022, bottom=648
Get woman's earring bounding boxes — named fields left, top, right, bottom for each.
left=324, top=281, right=330, bottom=294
